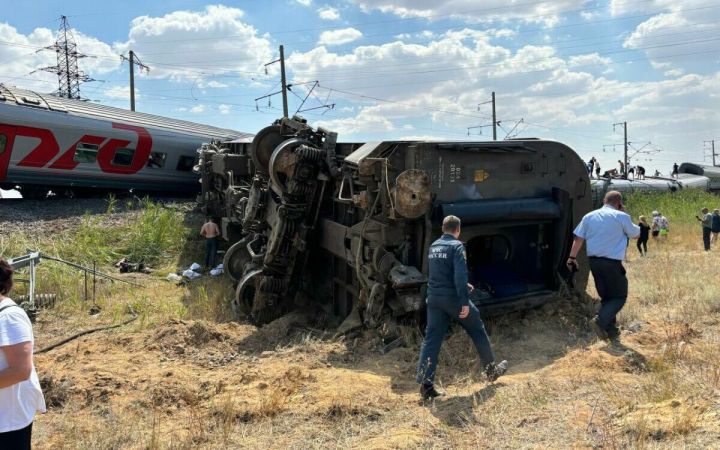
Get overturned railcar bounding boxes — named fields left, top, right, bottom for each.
left=198, top=117, right=591, bottom=327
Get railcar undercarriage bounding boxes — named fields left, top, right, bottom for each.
left=197, top=116, right=591, bottom=329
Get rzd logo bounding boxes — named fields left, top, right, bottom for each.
left=0, top=122, right=152, bottom=180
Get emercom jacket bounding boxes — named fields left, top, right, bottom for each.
left=426, top=234, right=469, bottom=306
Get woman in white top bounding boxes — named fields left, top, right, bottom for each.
left=0, top=259, right=46, bottom=449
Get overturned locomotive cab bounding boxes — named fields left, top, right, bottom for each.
left=197, top=116, right=591, bottom=328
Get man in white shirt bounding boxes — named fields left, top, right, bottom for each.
left=566, top=191, right=640, bottom=341
left=0, top=259, right=46, bottom=449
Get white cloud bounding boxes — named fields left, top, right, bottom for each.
left=315, top=107, right=395, bottom=134
left=218, top=104, right=231, bottom=114
left=580, top=11, right=601, bottom=20
left=101, top=85, right=137, bottom=99
left=350, top=0, right=591, bottom=27
left=177, top=104, right=206, bottom=113
left=203, top=80, right=230, bottom=88
left=295, top=0, right=312, bottom=6
left=664, top=68, right=684, bottom=77
left=568, top=53, right=612, bottom=68
left=618, top=1, right=720, bottom=70
left=114, top=5, right=274, bottom=81
left=317, top=6, right=340, bottom=20
left=317, top=28, right=363, bottom=46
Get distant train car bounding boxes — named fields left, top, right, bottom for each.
left=679, top=163, right=720, bottom=191
left=590, top=177, right=681, bottom=206
left=590, top=173, right=712, bottom=208
left=0, top=84, right=252, bottom=198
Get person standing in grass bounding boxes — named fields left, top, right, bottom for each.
left=0, top=259, right=46, bottom=450
left=651, top=211, right=669, bottom=241
left=696, top=208, right=712, bottom=251
left=637, top=216, right=650, bottom=256
left=566, top=191, right=640, bottom=342
left=711, top=209, right=720, bottom=245
left=200, top=217, right=221, bottom=269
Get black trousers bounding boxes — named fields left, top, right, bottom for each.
left=205, top=237, right=218, bottom=268
left=0, top=423, right=32, bottom=450
left=703, top=227, right=711, bottom=251
left=589, top=257, right=628, bottom=338
left=636, top=237, right=648, bottom=254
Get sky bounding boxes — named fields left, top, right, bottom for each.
left=1, top=0, right=719, bottom=175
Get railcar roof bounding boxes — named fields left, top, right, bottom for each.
left=0, top=84, right=253, bottom=141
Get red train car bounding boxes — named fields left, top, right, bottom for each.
left=0, top=84, right=252, bottom=198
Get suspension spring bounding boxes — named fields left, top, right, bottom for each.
left=296, top=145, right=326, bottom=162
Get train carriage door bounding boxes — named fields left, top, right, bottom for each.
left=0, top=125, right=17, bottom=182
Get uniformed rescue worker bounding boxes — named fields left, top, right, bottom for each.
left=416, top=215, right=507, bottom=400
left=567, top=191, right=640, bottom=341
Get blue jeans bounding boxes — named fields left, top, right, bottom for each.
left=205, top=237, right=218, bottom=268
left=416, top=296, right=495, bottom=385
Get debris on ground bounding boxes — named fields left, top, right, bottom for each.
left=115, top=258, right=152, bottom=274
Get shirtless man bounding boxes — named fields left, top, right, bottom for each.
left=200, top=218, right=221, bottom=269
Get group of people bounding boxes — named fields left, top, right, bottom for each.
left=586, top=157, right=647, bottom=180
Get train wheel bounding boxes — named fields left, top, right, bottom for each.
left=223, top=236, right=252, bottom=283
left=233, top=268, right=262, bottom=320
left=250, top=124, right=285, bottom=174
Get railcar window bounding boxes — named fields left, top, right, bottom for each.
left=113, top=148, right=135, bottom=166
left=73, top=143, right=99, bottom=163
left=0, top=134, right=6, bottom=155
left=176, top=155, right=196, bottom=172
left=147, top=152, right=167, bottom=168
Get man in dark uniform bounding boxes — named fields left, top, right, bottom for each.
left=416, top=215, right=507, bottom=400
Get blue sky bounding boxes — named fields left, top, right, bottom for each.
left=1, top=0, right=719, bottom=174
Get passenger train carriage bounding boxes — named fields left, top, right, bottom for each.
left=0, top=84, right=252, bottom=198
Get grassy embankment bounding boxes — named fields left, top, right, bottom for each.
left=0, top=196, right=233, bottom=325
left=1, top=191, right=719, bottom=449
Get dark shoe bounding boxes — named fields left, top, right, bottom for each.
left=590, top=316, right=609, bottom=341
left=420, top=383, right=443, bottom=401
left=485, top=360, right=508, bottom=382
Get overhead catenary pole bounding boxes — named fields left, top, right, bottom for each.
left=280, top=45, right=289, bottom=118
left=492, top=91, right=497, bottom=141
left=613, top=121, right=628, bottom=178
left=704, top=140, right=717, bottom=166
left=129, top=50, right=135, bottom=111
left=121, top=50, right=149, bottom=111
left=623, top=121, right=628, bottom=177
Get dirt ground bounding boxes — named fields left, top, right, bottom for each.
left=4, top=199, right=719, bottom=449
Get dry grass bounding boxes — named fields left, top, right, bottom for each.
left=3, top=196, right=720, bottom=449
